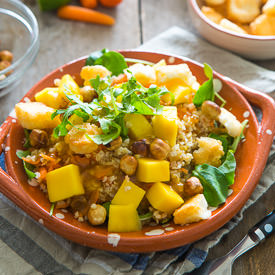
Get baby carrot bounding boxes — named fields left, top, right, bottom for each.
left=57, top=5, right=115, bottom=25
left=80, top=0, right=97, bottom=9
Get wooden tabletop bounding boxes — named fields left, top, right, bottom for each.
left=0, top=0, right=274, bottom=274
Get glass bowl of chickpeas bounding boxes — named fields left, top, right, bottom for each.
left=0, top=0, right=39, bottom=97
left=187, top=0, right=275, bottom=60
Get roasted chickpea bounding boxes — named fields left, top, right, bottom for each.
left=201, top=101, right=221, bottom=120
left=70, top=195, right=89, bottom=215
left=29, top=129, right=49, bottom=147
left=0, top=60, right=11, bottom=71
left=120, top=155, right=138, bottom=175
left=131, top=139, right=149, bottom=157
left=79, top=86, right=96, bottom=102
left=88, top=204, right=107, bottom=225
left=184, top=177, right=203, bottom=197
left=106, top=136, right=122, bottom=151
left=0, top=50, right=13, bottom=62
left=150, top=138, right=170, bottom=160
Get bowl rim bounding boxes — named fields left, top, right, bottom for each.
left=189, top=0, right=275, bottom=41
left=0, top=0, right=39, bottom=77
left=1, top=50, right=275, bottom=252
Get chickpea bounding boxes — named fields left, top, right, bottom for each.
left=79, top=86, right=96, bottom=102
left=184, top=177, right=203, bottom=197
left=70, top=195, right=89, bottom=215
left=131, top=139, right=149, bottom=157
left=29, top=129, right=49, bottom=147
left=120, top=155, right=138, bottom=175
left=106, top=136, right=122, bottom=151
left=201, top=101, right=221, bottom=120
left=150, top=138, right=170, bottom=160
left=88, top=204, right=107, bottom=226
left=0, top=60, right=11, bottom=71
left=0, top=50, right=13, bottom=62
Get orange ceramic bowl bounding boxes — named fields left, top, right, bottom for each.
left=0, top=51, right=274, bottom=253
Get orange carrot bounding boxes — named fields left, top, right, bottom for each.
left=80, top=0, right=98, bottom=9
left=22, top=157, right=40, bottom=165
left=39, top=167, right=48, bottom=181
left=57, top=5, right=115, bottom=25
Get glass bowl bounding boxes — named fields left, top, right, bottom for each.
left=0, top=0, right=39, bottom=97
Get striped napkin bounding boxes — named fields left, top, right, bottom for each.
left=0, top=26, right=274, bottom=275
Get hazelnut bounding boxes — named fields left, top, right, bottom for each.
left=120, top=155, right=138, bottom=175
left=150, top=138, right=170, bottom=160
left=131, top=139, right=149, bottom=157
left=201, top=101, right=221, bottom=120
left=184, top=177, right=203, bottom=197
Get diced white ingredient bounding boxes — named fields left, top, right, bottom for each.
left=107, top=233, right=120, bottom=247
left=145, top=229, right=165, bottom=236
left=218, top=108, right=243, bottom=137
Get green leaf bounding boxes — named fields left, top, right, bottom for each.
left=86, top=49, right=128, bottom=76
left=204, top=63, right=213, bottom=79
left=102, top=202, right=111, bottom=217
left=193, top=164, right=229, bottom=207
left=86, top=48, right=109, bottom=66
left=16, top=150, right=36, bottom=179
left=23, top=129, right=31, bottom=149
left=219, top=150, right=236, bottom=186
left=139, top=212, right=153, bottom=221
left=231, top=120, right=249, bottom=153
left=50, top=203, right=55, bottom=216
left=193, top=63, right=215, bottom=106
left=209, top=133, right=233, bottom=161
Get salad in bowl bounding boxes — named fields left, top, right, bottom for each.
left=14, top=49, right=247, bottom=234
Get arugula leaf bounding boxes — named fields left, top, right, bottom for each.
left=139, top=212, right=153, bottom=221
left=86, top=49, right=128, bottom=76
left=193, top=164, right=229, bottom=207
left=219, top=150, right=236, bottom=186
left=16, top=150, right=36, bottom=179
left=193, top=64, right=215, bottom=106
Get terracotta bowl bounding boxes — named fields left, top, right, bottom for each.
left=187, top=0, right=275, bottom=60
left=0, top=51, right=274, bottom=253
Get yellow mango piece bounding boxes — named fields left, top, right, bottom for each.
left=46, top=164, right=85, bottom=202
left=146, top=182, right=184, bottom=214
left=80, top=65, right=111, bottom=81
left=173, top=194, right=211, bottom=225
left=112, top=178, right=145, bottom=208
left=162, top=85, right=193, bottom=105
left=15, top=102, right=60, bottom=130
left=124, top=114, right=153, bottom=140
left=108, top=204, right=141, bottom=232
left=35, top=87, right=67, bottom=109
left=59, top=74, right=81, bottom=100
left=152, top=59, right=167, bottom=69
left=219, top=18, right=247, bottom=34
left=250, top=14, right=275, bottom=35
left=152, top=106, right=178, bottom=147
left=136, top=158, right=170, bottom=182
left=201, top=6, right=223, bottom=24
left=263, top=0, right=275, bottom=16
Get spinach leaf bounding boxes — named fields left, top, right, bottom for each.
left=193, top=164, right=229, bottom=207
left=16, top=150, right=36, bottom=179
left=219, top=150, right=236, bottom=186
left=102, top=202, right=111, bottom=217
left=193, top=63, right=215, bottom=106
left=86, top=49, right=128, bottom=76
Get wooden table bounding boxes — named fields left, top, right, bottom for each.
left=0, top=0, right=274, bottom=274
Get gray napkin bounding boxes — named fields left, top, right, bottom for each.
left=0, top=26, right=274, bottom=275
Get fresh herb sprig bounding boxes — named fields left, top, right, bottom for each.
left=16, top=150, right=36, bottom=179
left=52, top=75, right=172, bottom=145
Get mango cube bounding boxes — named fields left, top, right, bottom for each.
left=128, top=63, right=156, bottom=87
left=146, top=182, right=184, bottom=214
left=35, top=87, right=67, bottom=109
left=108, top=204, right=141, bottom=232
left=152, top=106, right=178, bottom=147
left=124, top=114, right=153, bottom=140
left=112, top=178, right=145, bottom=208
left=162, top=85, right=193, bottom=105
left=80, top=65, right=111, bottom=81
left=263, top=0, right=275, bottom=16
left=250, top=14, right=275, bottom=36
left=46, top=164, right=84, bottom=202
left=136, top=158, right=170, bottom=182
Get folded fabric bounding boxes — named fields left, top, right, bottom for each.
left=0, top=26, right=274, bottom=275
